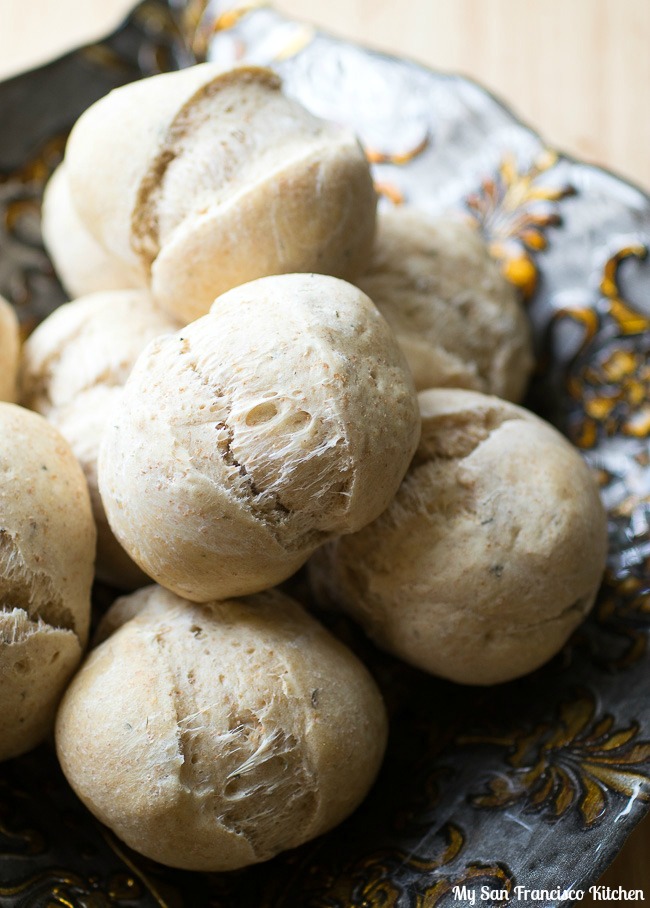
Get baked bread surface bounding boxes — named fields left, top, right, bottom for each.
left=56, top=586, right=388, bottom=870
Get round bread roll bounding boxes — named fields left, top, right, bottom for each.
left=21, top=290, right=179, bottom=588
left=0, top=295, right=20, bottom=403
left=41, top=164, right=146, bottom=298
left=56, top=586, right=388, bottom=871
left=51, top=387, right=149, bottom=590
left=65, top=64, right=377, bottom=323
left=357, top=208, right=534, bottom=398
left=99, top=273, right=421, bottom=602
left=20, top=290, right=179, bottom=416
left=310, top=388, right=608, bottom=685
left=0, top=403, right=95, bottom=761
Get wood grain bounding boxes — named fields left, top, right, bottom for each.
left=277, top=0, right=650, bottom=191
left=0, top=0, right=648, bottom=192
left=0, top=0, right=648, bottom=896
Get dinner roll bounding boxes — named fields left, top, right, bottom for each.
left=310, top=389, right=607, bottom=685
left=56, top=586, right=388, bottom=871
left=99, top=274, right=420, bottom=602
left=65, top=64, right=377, bottom=322
left=357, top=208, right=534, bottom=398
left=21, top=290, right=179, bottom=588
left=51, top=387, right=149, bottom=590
left=41, top=164, right=146, bottom=298
left=0, top=403, right=95, bottom=761
left=0, top=295, right=20, bottom=402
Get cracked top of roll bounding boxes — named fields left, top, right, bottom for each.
left=309, top=388, right=608, bottom=685
left=0, top=403, right=96, bottom=761
left=0, top=404, right=95, bottom=643
left=65, top=64, right=377, bottom=322
left=56, top=586, right=388, bottom=871
left=98, top=273, right=420, bottom=602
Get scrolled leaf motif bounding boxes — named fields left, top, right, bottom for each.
left=462, top=692, right=650, bottom=828
left=554, top=245, right=650, bottom=449
left=465, top=149, right=574, bottom=299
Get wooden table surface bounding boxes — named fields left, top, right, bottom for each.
left=0, top=0, right=648, bottom=192
left=0, top=0, right=648, bottom=898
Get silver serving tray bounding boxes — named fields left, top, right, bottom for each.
left=1, top=3, right=649, bottom=906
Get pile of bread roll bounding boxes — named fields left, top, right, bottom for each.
left=0, top=63, right=607, bottom=872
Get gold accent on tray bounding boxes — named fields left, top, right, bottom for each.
left=365, top=135, right=429, bottom=166
left=374, top=181, right=405, bottom=205
left=462, top=690, right=650, bottom=829
left=555, top=245, right=650, bottom=448
left=467, top=150, right=574, bottom=299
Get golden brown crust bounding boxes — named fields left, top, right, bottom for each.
left=56, top=586, right=388, bottom=871
left=357, top=208, right=533, bottom=398
left=65, top=63, right=376, bottom=322
left=132, top=66, right=283, bottom=265
left=99, top=274, right=420, bottom=602
left=0, top=403, right=95, bottom=760
left=310, top=388, right=608, bottom=685
left=20, top=291, right=178, bottom=588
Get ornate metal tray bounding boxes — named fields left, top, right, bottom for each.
left=1, top=3, right=650, bottom=906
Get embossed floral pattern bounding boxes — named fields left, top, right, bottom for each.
left=555, top=245, right=650, bottom=448
left=466, top=150, right=574, bottom=299
left=463, top=691, right=650, bottom=828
